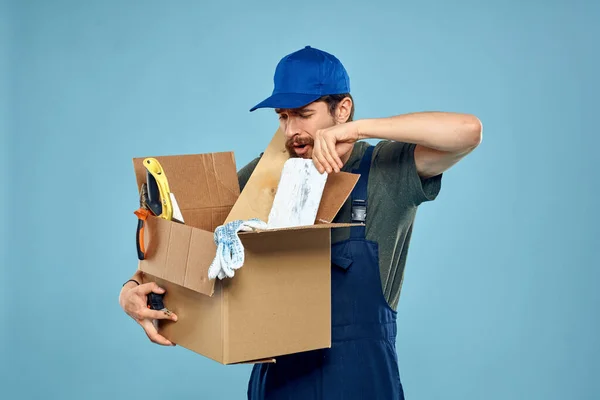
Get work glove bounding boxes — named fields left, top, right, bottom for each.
left=208, top=218, right=268, bottom=280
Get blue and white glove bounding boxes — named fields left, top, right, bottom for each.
left=208, top=218, right=268, bottom=280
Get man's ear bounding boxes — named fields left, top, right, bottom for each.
left=335, top=96, right=353, bottom=124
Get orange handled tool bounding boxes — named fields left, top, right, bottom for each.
left=134, top=183, right=151, bottom=260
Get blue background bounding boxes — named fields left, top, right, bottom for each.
left=2, top=0, right=599, bottom=399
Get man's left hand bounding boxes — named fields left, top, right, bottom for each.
left=312, top=121, right=360, bottom=174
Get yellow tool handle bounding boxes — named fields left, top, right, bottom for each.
left=143, top=157, right=173, bottom=221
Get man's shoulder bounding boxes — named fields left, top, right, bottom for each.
left=238, top=152, right=263, bottom=173
left=237, top=153, right=263, bottom=192
left=369, top=139, right=420, bottom=172
left=372, top=139, right=413, bottom=158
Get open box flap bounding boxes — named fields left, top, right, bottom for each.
left=315, top=172, right=360, bottom=223
left=225, top=129, right=360, bottom=225
left=139, top=215, right=218, bottom=296
left=238, top=222, right=363, bottom=236
left=133, top=152, right=240, bottom=232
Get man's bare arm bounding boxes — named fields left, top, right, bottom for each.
left=356, top=112, right=483, bottom=178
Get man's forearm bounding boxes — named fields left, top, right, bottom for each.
left=355, top=112, right=482, bottom=153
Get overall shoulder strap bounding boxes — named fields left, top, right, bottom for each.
left=349, top=145, right=374, bottom=239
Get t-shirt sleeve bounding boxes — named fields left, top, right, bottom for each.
left=237, top=154, right=262, bottom=192
left=373, top=140, right=442, bottom=207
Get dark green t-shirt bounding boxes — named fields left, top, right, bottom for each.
left=237, top=140, right=443, bottom=310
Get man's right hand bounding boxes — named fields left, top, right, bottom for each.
left=119, top=276, right=178, bottom=346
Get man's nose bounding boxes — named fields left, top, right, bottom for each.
left=284, top=117, right=300, bottom=139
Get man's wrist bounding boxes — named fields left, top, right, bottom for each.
left=122, top=280, right=139, bottom=291
left=355, top=118, right=375, bottom=141
left=123, top=271, right=143, bottom=289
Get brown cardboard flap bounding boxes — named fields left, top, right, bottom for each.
left=225, top=129, right=360, bottom=225
left=225, top=129, right=288, bottom=223
left=182, top=207, right=235, bottom=233
left=140, top=215, right=217, bottom=296
left=316, top=172, right=360, bottom=223
left=133, top=152, right=240, bottom=230
left=238, top=222, right=363, bottom=236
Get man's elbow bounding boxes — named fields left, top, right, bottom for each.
left=462, top=114, right=483, bottom=151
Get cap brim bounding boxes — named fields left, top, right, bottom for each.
left=249, top=93, right=323, bottom=112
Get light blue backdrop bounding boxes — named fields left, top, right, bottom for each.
left=3, top=0, right=599, bottom=399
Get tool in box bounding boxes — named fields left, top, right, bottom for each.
left=147, top=292, right=171, bottom=316
left=143, top=157, right=173, bottom=221
left=134, top=183, right=152, bottom=260
left=134, top=157, right=184, bottom=260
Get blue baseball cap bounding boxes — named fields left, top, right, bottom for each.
left=249, top=45, right=350, bottom=112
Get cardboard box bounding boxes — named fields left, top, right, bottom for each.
left=132, top=130, right=360, bottom=365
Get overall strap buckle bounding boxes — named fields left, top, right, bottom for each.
left=351, top=199, right=367, bottom=223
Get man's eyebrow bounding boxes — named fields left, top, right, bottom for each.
left=274, top=108, right=314, bottom=114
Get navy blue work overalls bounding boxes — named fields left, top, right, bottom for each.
left=247, top=146, right=405, bottom=399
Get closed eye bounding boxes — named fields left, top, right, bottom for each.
left=275, top=109, right=313, bottom=120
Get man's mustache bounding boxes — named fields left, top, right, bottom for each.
left=286, top=136, right=314, bottom=147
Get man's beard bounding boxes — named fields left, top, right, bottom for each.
left=285, top=135, right=315, bottom=158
